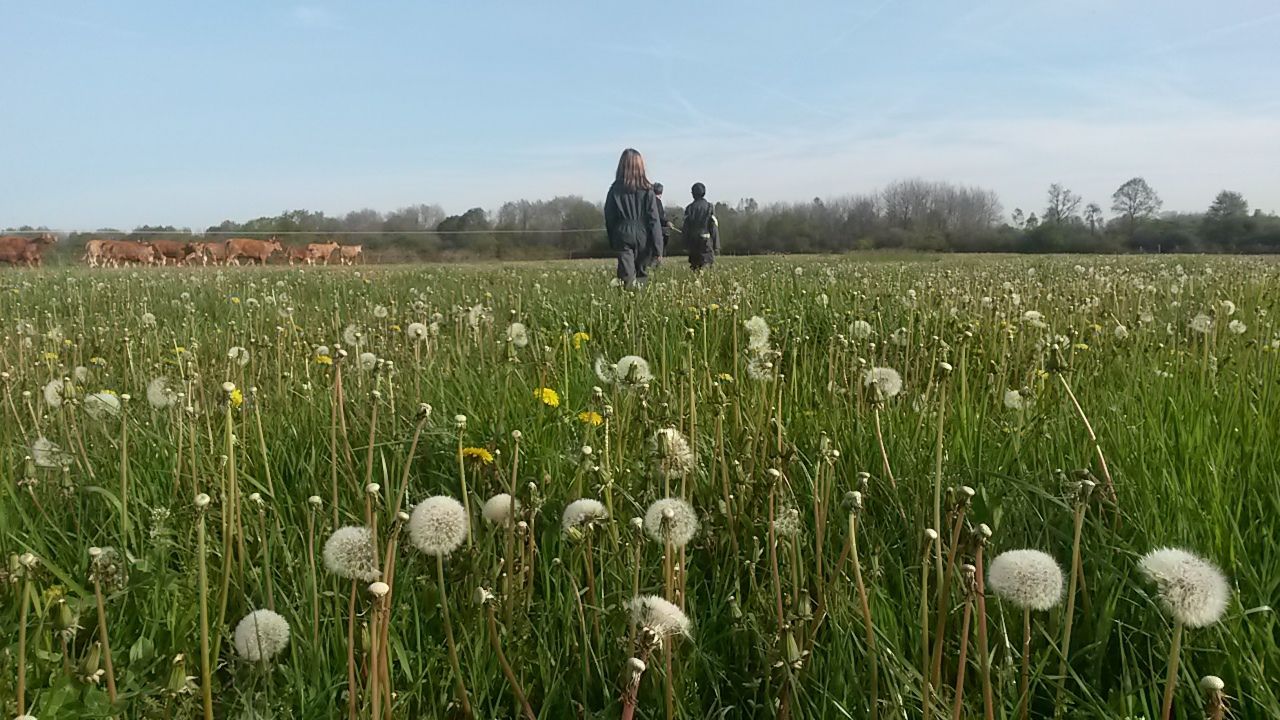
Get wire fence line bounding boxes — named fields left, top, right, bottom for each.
left=10, top=228, right=606, bottom=236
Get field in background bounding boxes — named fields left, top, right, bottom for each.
left=1, top=255, right=1277, bottom=718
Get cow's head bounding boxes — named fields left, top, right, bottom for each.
left=34, top=232, right=57, bottom=245
left=268, top=237, right=283, bottom=253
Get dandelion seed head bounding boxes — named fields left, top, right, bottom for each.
left=614, top=355, right=653, bottom=386
left=43, top=378, right=68, bottom=408
left=650, top=428, right=695, bottom=480
left=1190, top=313, right=1213, bottom=334
left=408, top=496, right=469, bottom=556
left=1228, top=319, right=1247, bottom=335
left=195, top=493, right=211, bottom=509
left=482, top=493, right=520, bottom=527
left=147, top=377, right=176, bottom=409
left=358, top=352, right=377, bottom=371
left=83, top=391, right=121, bottom=420
left=323, top=526, right=379, bottom=581
left=507, top=322, right=530, bottom=347
left=561, top=498, right=609, bottom=533
left=233, top=609, right=291, bottom=662
left=744, top=316, right=771, bottom=351
left=30, top=436, right=69, bottom=468
left=987, top=549, right=1064, bottom=611
left=1139, top=547, right=1230, bottom=628
left=1003, top=389, right=1025, bottom=410
left=627, top=594, right=691, bottom=638
left=643, top=498, right=699, bottom=547
left=863, top=367, right=903, bottom=398
left=1200, top=675, right=1224, bottom=692
left=406, top=322, right=429, bottom=341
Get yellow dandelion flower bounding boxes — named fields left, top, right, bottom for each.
left=63, top=339, right=73, bottom=347
left=535, top=387, right=560, bottom=408
left=316, top=354, right=333, bottom=366
left=43, top=351, right=58, bottom=361
left=578, top=410, right=604, bottom=426
left=1073, top=342, right=1089, bottom=351
left=90, top=356, right=107, bottom=366
left=716, top=373, right=734, bottom=383
left=174, top=346, right=187, bottom=355
left=230, top=297, right=241, bottom=305
left=709, top=303, right=720, bottom=311
left=229, top=388, right=244, bottom=409
left=461, top=447, right=494, bottom=464
left=572, top=331, right=590, bottom=349
left=100, top=388, right=118, bottom=397
left=390, top=324, right=402, bottom=333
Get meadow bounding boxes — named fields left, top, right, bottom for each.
left=1, top=254, right=1277, bottom=719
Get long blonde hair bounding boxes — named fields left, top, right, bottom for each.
left=614, top=148, right=652, bottom=192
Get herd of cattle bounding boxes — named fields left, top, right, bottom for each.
left=0, top=233, right=364, bottom=268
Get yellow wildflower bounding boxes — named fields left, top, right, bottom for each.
left=460, top=447, right=494, bottom=464
left=43, top=351, right=58, bottom=361
left=572, top=331, right=590, bottom=350
left=716, top=373, right=734, bottom=383
left=709, top=303, right=720, bottom=311
left=316, top=355, right=333, bottom=366
left=230, top=297, right=241, bottom=305
left=534, top=387, right=560, bottom=408
left=577, top=410, right=604, bottom=426
left=229, top=389, right=244, bottom=409
left=1073, top=343, right=1089, bottom=351
left=390, top=324, right=402, bottom=333
left=174, top=346, right=187, bottom=355
left=90, top=356, right=107, bottom=366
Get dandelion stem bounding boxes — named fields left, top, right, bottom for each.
left=437, top=554, right=473, bottom=718
left=1018, top=607, right=1031, bottom=720
left=1159, top=622, right=1183, bottom=720
left=17, top=577, right=31, bottom=716
left=933, top=378, right=948, bottom=588
left=974, top=544, right=995, bottom=720
left=346, top=580, right=359, bottom=720
left=922, top=532, right=935, bottom=720
left=197, top=509, right=214, bottom=720
left=850, top=512, right=879, bottom=720
left=93, top=577, right=119, bottom=704
left=951, top=585, right=974, bottom=720
left=1054, top=501, right=1087, bottom=717
left=486, top=602, right=536, bottom=720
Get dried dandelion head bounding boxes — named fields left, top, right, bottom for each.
left=408, top=496, right=469, bottom=557
left=322, top=526, right=380, bottom=582
left=233, top=609, right=291, bottom=662
left=643, top=498, right=699, bottom=548
left=1138, top=548, right=1230, bottom=628
left=987, top=549, right=1064, bottom=612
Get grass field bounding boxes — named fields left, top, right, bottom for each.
left=1, top=254, right=1277, bottom=719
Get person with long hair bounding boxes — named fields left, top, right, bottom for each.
left=604, top=148, right=663, bottom=288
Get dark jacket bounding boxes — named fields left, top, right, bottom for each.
left=604, top=182, right=663, bottom=253
left=683, top=198, right=719, bottom=253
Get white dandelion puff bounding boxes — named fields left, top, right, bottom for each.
left=627, top=594, right=691, bottom=638
left=1138, top=548, right=1230, bottom=628
left=863, top=367, right=903, bottom=399
left=561, top=498, right=609, bottom=533
left=593, top=356, right=616, bottom=384
left=651, top=428, right=695, bottom=480
left=744, top=316, right=770, bottom=351
left=850, top=320, right=873, bottom=340
left=614, top=355, right=653, bottom=386
left=1228, top=319, right=1246, bottom=335
left=358, top=352, right=377, bottom=371
left=373, top=304, right=389, bottom=319
left=987, top=549, right=1064, bottom=611
left=1219, top=300, right=1236, bottom=316
left=1021, top=310, right=1048, bottom=329
left=233, top=609, right=291, bottom=662
left=482, top=493, right=521, bottom=527
left=84, top=392, right=121, bottom=420
left=506, top=322, right=530, bottom=348
left=227, top=346, right=250, bottom=367
left=1003, top=389, right=1025, bottom=411
left=342, top=324, right=363, bottom=347
left=408, top=496, right=469, bottom=556
left=406, top=322, right=429, bottom=341
left=1189, top=313, right=1212, bottom=334
left=30, top=436, right=70, bottom=468
left=643, top=498, right=699, bottom=548
left=745, top=353, right=773, bottom=382
left=1113, top=324, right=1130, bottom=340
left=322, top=526, right=380, bottom=582
left=43, top=378, right=68, bottom=408
left=146, top=377, right=176, bottom=409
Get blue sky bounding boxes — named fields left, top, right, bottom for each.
left=3, top=1, right=1278, bottom=230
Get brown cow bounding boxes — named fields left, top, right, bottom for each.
left=337, top=244, right=364, bottom=265
left=225, top=237, right=283, bottom=265
left=148, top=239, right=198, bottom=266
left=84, top=239, right=110, bottom=267
left=285, top=246, right=310, bottom=266
left=196, top=241, right=229, bottom=266
left=101, top=240, right=158, bottom=266
left=0, top=233, right=56, bottom=267
left=305, top=242, right=339, bottom=266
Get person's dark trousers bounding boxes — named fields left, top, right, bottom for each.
left=617, top=244, right=652, bottom=288
left=688, top=237, right=715, bottom=271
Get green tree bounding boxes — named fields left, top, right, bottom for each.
left=1111, top=177, right=1162, bottom=242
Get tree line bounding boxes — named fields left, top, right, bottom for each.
left=8, top=177, right=1279, bottom=262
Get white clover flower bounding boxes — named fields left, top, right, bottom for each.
left=482, top=493, right=520, bottom=527
left=987, top=549, right=1064, bottom=611
left=147, top=377, right=176, bottom=409
left=651, top=428, right=695, bottom=480
left=1189, top=313, right=1212, bottom=334
left=561, top=498, right=609, bottom=533
left=1139, top=548, right=1230, bottom=628
left=506, top=322, right=530, bottom=348
left=233, top=609, right=291, bottom=662
left=863, top=367, right=903, bottom=399
left=1228, top=319, right=1246, bottom=335
left=850, top=320, right=873, bottom=339
left=408, top=496, right=469, bottom=556
left=43, top=378, right=68, bottom=408
left=227, top=346, right=250, bottom=367
left=627, top=595, right=691, bottom=638
left=744, top=316, right=770, bottom=351
left=322, top=526, right=380, bottom=582
left=406, top=322, right=429, bottom=341
left=643, top=498, right=699, bottom=548
left=84, top=392, right=121, bottom=420
left=1003, top=389, right=1025, bottom=411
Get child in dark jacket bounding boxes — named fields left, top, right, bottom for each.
left=683, top=182, right=719, bottom=271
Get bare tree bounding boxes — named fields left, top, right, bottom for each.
left=1044, top=183, right=1082, bottom=225
left=1084, top=203, right=1104, bottom=235
left=1111, top=177, right=1162, bottom=239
